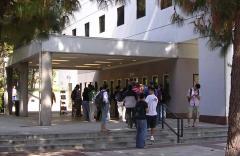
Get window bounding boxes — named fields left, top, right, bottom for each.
left=117, top=6, right=124, bottom=26
left=142, top=77, right=148, bottom=85
left=72, top=29, right=76, bottom=36
left=133, top=77, right=138, bottom=82
left=137, top=0, right=145, bottom=19
left=103, top=80, right=108, bottom=86
left=125, top=78, right=129, bottom=88
left=85, top=22, right=89, bottom=37
left=161, top=0, right=172, bottom=10
left=152, top=75, right=159, bottom=86
left=99, top=15, right=105, bottom=33
left=117, top=79, right=121, bottom=87
left=110, top=80, right=114, bottom=95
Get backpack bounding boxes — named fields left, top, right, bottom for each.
left=188, top=88, right=199, bottom=102
left=71, top=89, right=76, bottom=100
left=95, top=91, right=104, bottom=108
left=115, top=91, right=123, bottom=102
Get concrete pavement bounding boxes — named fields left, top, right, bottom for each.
left=0, top=143, right=225, bottom=156
left=0, top=113, right=227, bottom=156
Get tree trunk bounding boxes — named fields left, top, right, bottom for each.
left=226, top=12, right=240, bottom=156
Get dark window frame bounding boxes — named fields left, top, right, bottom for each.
left=161, top=0, right=172, bottom=10
left=117, top=6, right=125, bottom=26
left=85, top=22, right=90, bottom=37
left=99, top=15, right=105, bottom=33
left=72, top=28, right=76, bottom=36
left=137, top=0, right=146, bottom=19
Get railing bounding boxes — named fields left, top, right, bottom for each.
left=160, top=104, right=184, bottom=143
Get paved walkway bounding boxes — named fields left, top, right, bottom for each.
left=0, top=112, right=227, bottom=135
left=0, top=113, right=227, bottom=156
left=1, top=143, right=225, bottom=156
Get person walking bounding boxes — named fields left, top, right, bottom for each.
left=187, top=83, right=201, bottom=127
left=135, top=93, right=148, bottom=148
left=145, top=86, right=158, bottom=142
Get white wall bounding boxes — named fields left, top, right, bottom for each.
left=198, top=38, right=226, bottom=117
left=63, top=0, right=199, bottom=43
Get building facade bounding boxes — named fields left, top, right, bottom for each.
left=59, top=0, right=232, bottom=124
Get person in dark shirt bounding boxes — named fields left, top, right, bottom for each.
left=135, top=93, right=148, bottom=148
left=82, top=86, right=90, bottom=121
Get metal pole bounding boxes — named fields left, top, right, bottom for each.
left=177, top=118, right=180, bottom=143
left=161, top=104, right=164, bottom=129
left=181, top=119, right=184, bottom=137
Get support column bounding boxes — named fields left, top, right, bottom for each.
left=6, top=67, right=13, bottom=115
left=39, top=52, right=52, bottom=126
left=19, top=62, right=29, bottom=117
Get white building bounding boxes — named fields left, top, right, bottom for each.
left=7, top=0, right=231, bottom=125
left=61, top=0, right=231, bottom=124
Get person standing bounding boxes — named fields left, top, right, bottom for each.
left=145, top=87, right=158, bottom=142
left=156, top=84, right=165, bottom=124
left=12, top=86, right=17, bottom=102
left=101, top=84, right=110, bottom=132
left=187, top=83, right=201, bottom=127
left=135, top=93, right=148, bottom=148
left=82, top=86, right=90, bottom=121
left=124, top=85, right=137, bottom=128
left=114, top=86, right=126, bottom=122
left=88, top=85, right=97, bottom=122
left=71, top=85, right=82, bottom=117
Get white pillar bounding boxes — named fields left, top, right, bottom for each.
left=19, top=62, right=28, bottom=117
left=198, top=38, right=227, bottom=124
left=39, top=52, right=52, bottom=126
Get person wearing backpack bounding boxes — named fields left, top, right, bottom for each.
left=114, top=86, right=126, bottom=122
left=71, top=85, right=82, bottom=117
left=187, top=83, right=201, bottom=127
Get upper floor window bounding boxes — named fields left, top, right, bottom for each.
left=85, top=22, right=89, bottom=37
left=161, top=0, right=172, bottom=10
left=117, top=6, right=124, bottom=26
left=99, top=15, right=105, bottom=33
left=72, top=28, right=76, bottom=36
left=137, top=0, right=146, bottom=19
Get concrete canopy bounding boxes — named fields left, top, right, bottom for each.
left=6, top=34, right=178, bottom=126
left=8, top=35, right=178, bottom=69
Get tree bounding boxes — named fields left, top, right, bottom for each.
left=0, top=0, right=80, bottom=47
left=0, top=0, right=80, bottom=115
left=93, top=0, right=240, bottom=155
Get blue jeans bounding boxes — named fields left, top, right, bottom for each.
left=157, top=103, right=166, bottom=123
left=82, top=101, right=90, bottom=121
left=136, top=119, right=147, bottom=148
left=101, top=103, right=109, bottom=125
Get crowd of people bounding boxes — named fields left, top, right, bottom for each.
left=71, top=80, right=168, bottom=147
left=71, top=80, right=201, bottom=148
